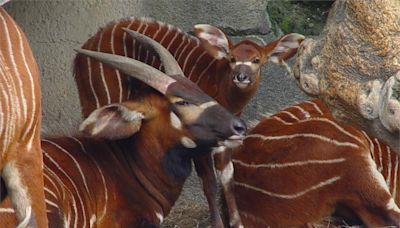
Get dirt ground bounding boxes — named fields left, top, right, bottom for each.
left=163, top=172, right=211, bottom=228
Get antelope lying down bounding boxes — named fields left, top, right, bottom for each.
left=0, top=7, right=47, bottom=227
left=0, top=32, right=246, bottom=227
left=221, top=99, right=400, bottom=227
left=73, top=17, right=304, bottom=227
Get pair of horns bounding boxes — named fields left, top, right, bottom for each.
left=75, top=28, right=183, bottom=94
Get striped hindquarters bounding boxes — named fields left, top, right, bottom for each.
left=74, top=17, right=220, bottom=118
left=41, top=137, right=109, bottom=228
left=0, top=7, right=40, bottom=153
left=361, top=131, right=400, bottom=204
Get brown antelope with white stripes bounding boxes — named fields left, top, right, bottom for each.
left=73, top=17, right=304, bottom=227
left=0, top=7, right=47, bottom=228
left=221, top=99, right=400, bottom=227
left=0, top=31, right=247, bottom=227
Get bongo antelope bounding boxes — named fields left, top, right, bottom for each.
left=73, top=17, right=304, bottom=227
left=0, top=31, right=246, bottom=227
left=222, top=99, right=400, bottom=227
left=0, top=7, right=47, bottom=228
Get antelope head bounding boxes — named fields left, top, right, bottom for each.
left=76, top=30, right=247, bottom=149
left=194, top=24, right=305, bottom=90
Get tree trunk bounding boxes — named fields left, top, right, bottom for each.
left=292, top=0, right=400, bottom=150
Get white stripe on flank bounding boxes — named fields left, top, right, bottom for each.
left=133, top=20, right=144, bottom=60
left=233, top=158, right=346, bottom=169
left=159, top=24, right=172, bottom=44
left=272, top=116, right=364, bottom=145
left=0, top=71, right=10, bottom=153
left=110, top=23, right=123, bottom=103
left=245, top=133, right=359, bottom=149
left=0, top=97, right=3, bottom=150
left=292, top=105, right=310, bottom=118
left=188, top=51, right=207, bottom=79
left=235, top=176, right=341, bottom=199
left=97, top=31, right=111, bottom=105
left=43, top=171, right=63, bottom=200
left=182, top=39, right=200, bottom=73
left=152, top=20, right=162, bottom=42
left=173, top=35, right=187, bottom=58
left=14, top=23, right=36, bottom=140
left=280, top=111, right=300, bottom=121
left=177, top=38, right=192, bottom=64
left=375, top=138, right=384, bottom=172
left=43, top=150, right=85, bottom=228
left=166, top=29, right=179, bottom=50
left=70, top=137, right=108, bottom=221
left=361, top=131, right=375, bottom=161
left=1, top=12, right=25, bottom=130
left=142, top=24, right=151, bottom=64
left=392, top=154, right=398, bottom=200
left=304, top=100, right=324, bottom=115
left=45, top=199, right=59, bottom=209
left=44, top=187, right=58, bottom=199
left=365, top=154, right=394, bottom=202
left=0, top=208, right=15, bottom=213
left=195, top=58, right=216, bottom=84
left=86, top=55, right=100, bottom=108
left=151, top=21, right=162, bottom=66
left=44, top=164, right=74, bottom=227
left=43, top=139, right=91, bottom=198
left=137, top=23, right=148, bottom=63
left=0, top=15, right=19, bottom=152
left=386, top=146, right=392, bottom=188
left=123, top=20, right=135, bottom=57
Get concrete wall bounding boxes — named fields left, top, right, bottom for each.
left=4, top=0, right=308, bottom=134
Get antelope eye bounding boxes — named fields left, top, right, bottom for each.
left=230, top=57, right=236, bottom=63
left=252, top=58, right=260, bottom=64
left=175, top=100, right=191, bottom=106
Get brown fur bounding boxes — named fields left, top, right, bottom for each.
left=72, top=18, right=303, bottom=227
left=226, top=99, right=400, bottom=227
left=0, top=7, right=46, bottom=228
left=0, top=90, right=238, bottom=227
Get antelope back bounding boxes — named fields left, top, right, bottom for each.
left=231, top=99, right=400, bottom=227
left=74, top=17, right=221, bottom=118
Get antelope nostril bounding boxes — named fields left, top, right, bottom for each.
left=235, top=73, right=248, bottom=82
left=231, top=118, right=247, bottom=136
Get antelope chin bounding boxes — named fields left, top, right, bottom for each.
left=219, top=135, right=244, bottom=148
left=233, top=79, right=251, bottom=89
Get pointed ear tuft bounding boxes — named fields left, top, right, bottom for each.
left=266, top=33, right=305, bottom=64
left=79, top=104, right=145, bottom=140
left=194, top=24, right=232, bottom=59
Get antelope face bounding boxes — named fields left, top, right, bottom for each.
left=167, top=76, right=247, bottom=148
left=195, top=24, right=305, bottom=89
left=228, top=41, right=264, bottom=89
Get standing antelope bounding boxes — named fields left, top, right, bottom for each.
left=0, top=7, right=47, bottom=228
left=73, top=17, right=304, bottom=227
left=0, top=31, right=247, bottom=227
left=221, top=99, right=400, bottom=227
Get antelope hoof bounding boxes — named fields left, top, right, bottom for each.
left=378, top=72, right=400, bottom=133
left=357, top=79, right=382, bottom=119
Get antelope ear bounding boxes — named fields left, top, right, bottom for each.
left=265, top=33, right=305, bottom=64
left=80, top=103, right=145, bottom=139
left=194, top=24, right=232, bottom=59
